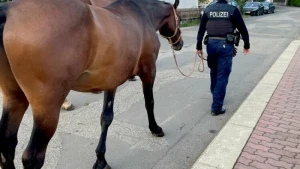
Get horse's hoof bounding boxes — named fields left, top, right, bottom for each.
left=150, top=126, right=165, bottom=137
left=0, top=155, right=4, bottom=168
left=93, top=162, right=111, bottom=169
left=128, top=77, right=137, bottom=81
left=65, top=104, right=75, bottom=111
left=0, top=151, right=15, bottom=169
left=98, top=165, right=111, bottom=169
left=93, top=164, right=111, bottom=169
left=64, top=104, right=75, bottom=111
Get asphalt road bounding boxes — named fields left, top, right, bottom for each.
left=1, top=6, right=300, bottom=169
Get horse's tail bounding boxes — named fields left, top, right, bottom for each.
left=0, top=3, right=8, bottom=47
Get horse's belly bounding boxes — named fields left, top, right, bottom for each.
left=71, top=70, right=128, bottom=93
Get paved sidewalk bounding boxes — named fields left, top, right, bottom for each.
left=234, top=47, right=300, bottom=169
left=191, top=40, right=300, bottom=169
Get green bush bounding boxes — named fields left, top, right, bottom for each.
left=181, top=19, right=200, bottom=27
left=291, top=0, right=300, bottom=6
left=288, top=0, right=300, bottom=6
left=0, top=0, right=12, bottom=3
left=236, top=0, right=246, bottom=14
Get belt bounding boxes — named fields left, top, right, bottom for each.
left=208, top=37, right=226, bottom=40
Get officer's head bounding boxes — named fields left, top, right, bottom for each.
left=159, top=0, right=184, bottom=51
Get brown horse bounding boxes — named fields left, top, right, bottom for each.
left=0, top=0, right=183, bottom=169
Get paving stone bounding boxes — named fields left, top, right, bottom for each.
left=234, top=47, right=300, bottom=169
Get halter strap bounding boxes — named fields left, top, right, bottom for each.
left=161, top=6, right=181, bottom=45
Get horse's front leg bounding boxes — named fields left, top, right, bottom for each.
left=93, top=89, right=116, bottom=169
left=140, top=66, right=164, bottom=137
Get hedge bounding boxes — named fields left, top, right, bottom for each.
left=289, top=0, right=300, bottom=6
left=0, top=0, right=12, bottom=3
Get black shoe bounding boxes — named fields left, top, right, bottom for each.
left=211, top=107, right=226, bottom=116
left=128, top=76, right=137, bottom=81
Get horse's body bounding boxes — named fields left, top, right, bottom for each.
left=0, top=0, right=183, bottom=168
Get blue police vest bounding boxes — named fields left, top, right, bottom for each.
left=204, top=2, right=236, bottom=37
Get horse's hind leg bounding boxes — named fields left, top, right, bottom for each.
left=93, top=89, right=116, bottom=169
left=139, top=65, right=164, bottom=137
left=0, top=90, right=28, bottom=169
left=21, top=89, right=67, bottom=169
left=0, top=48, right=29, bottom=169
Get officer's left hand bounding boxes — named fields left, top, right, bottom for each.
left=233, top=47, right=237, bottom=57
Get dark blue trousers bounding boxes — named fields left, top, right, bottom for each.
left=206, top=39, right=233, bottom=112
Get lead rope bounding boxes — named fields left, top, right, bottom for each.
left=198, top=52, right=206, bottom=72
left=164, top=6, right=205, bottom=76
left=172, top=50, right=206, bottom=77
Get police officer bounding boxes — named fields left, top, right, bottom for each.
left=197, top=0, right=250, bottom=116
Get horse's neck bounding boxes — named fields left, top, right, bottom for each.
left=104, top=1, right=169, bottom=31
left=81, top=0, right=92, bottom=5
left=146, top=9, right=168, bottom=31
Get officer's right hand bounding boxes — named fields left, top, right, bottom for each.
left=244, top=49, right=250, bottom=55
left=197, top=50, right=203, bottom=56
